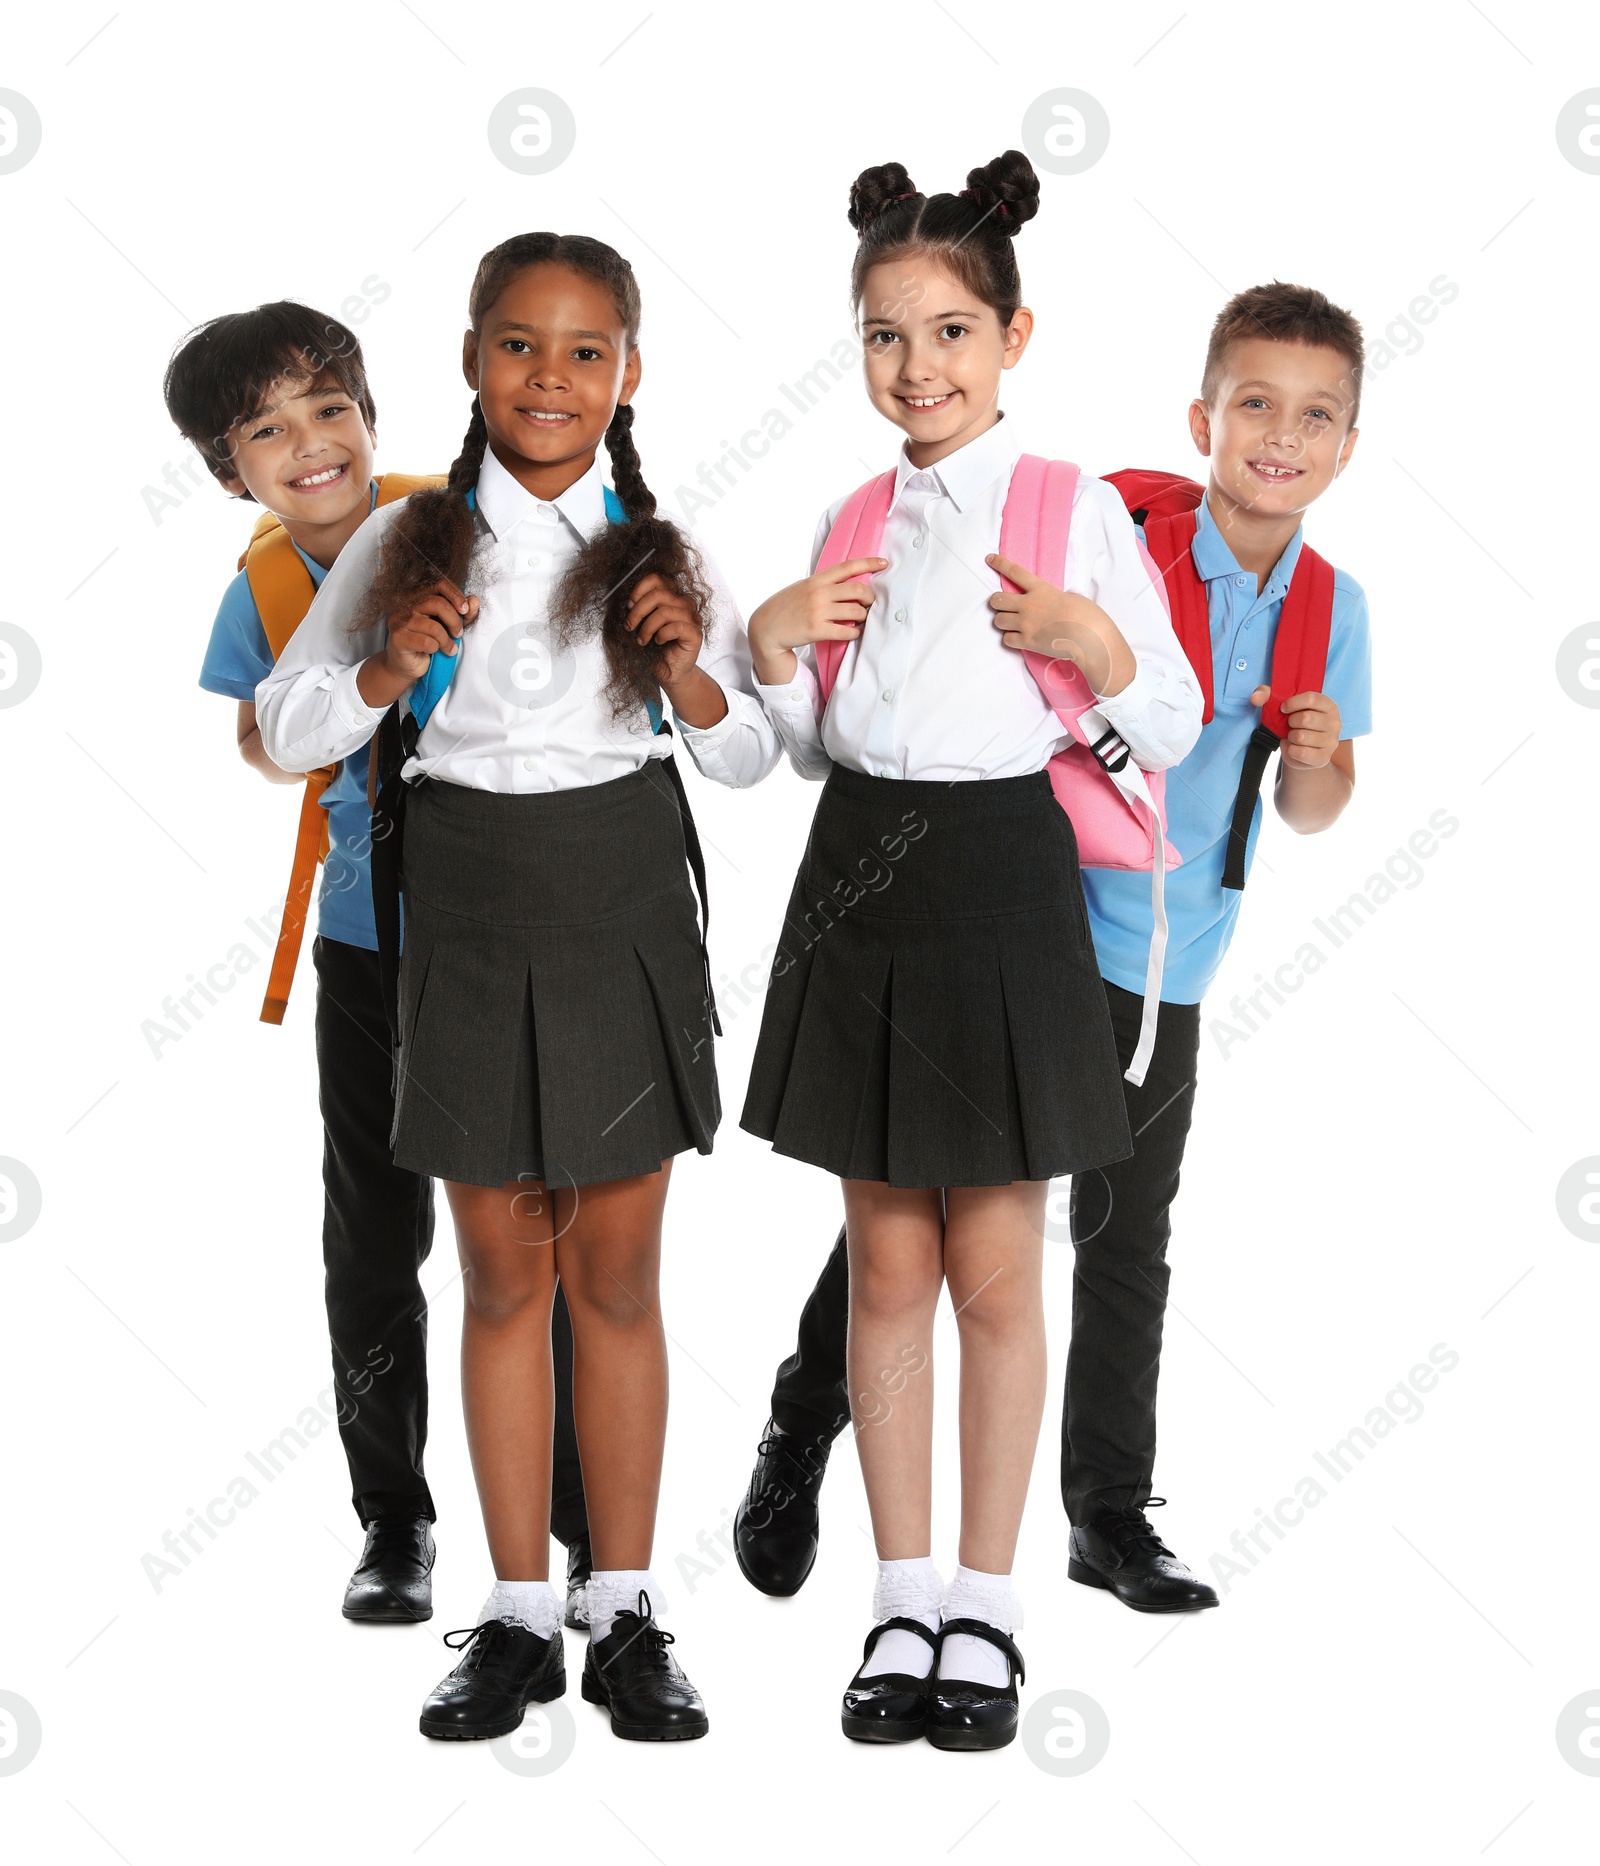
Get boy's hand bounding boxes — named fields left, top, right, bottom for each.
left=1250, top=686, right=1342, bottom=768
left=748, top=558, right=885, bottom=686
left=627, top=572, right=703, bottom=688
left=385, top=577, right=479, bottom=682
left=986, top=555, right=1134, bottom=697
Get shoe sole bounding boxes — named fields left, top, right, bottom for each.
left=344, top=1603, right=433, bottom=1623
left=419, top=1676, right=566, bottom=1742
left=1067, top=1558, right=1219, bottom=1614
left=926, top=1722, right=1017, bottom=1752
left=580, top=1669, right=708, bottom=1741
left=841, top=1714, right=925, bottom=1744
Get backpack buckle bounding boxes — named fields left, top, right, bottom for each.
left=1089, top=726, right=1130, bottom=774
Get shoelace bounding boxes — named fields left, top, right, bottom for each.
left=604, top=1591, right=676, bottom=1669
left=752, top=1433, right=825, bottom=1504
left=1101, top=1497, right=1173, bottom=1559
left=440, top=1620, right=516, bottom=1673
left=365, top=1518, right=422, bottom=1555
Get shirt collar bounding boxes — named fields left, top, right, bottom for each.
left=891, top=413, right=1019, bottom=514
left=1191, top=493, right=1303, bottom=600
left=473, top=443, right=608, bottom=542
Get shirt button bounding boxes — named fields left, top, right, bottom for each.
left=882, top=688, right=894, bottom=702
left=1236, top=659, right=1248, bottom=671
left=1235, top=574, right=1248, bottom=586
left=894, top=608, right=907, bottom=622
left=523, top=552, right=549, bottom=572
left=523, top=757, right=535, bottom=771
left=912, top=534, right=924, bottom=549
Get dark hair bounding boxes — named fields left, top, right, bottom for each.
left=847, top=151, right=1040, bottom=324
left=163, top=301, right=375, bottom=497
left=1202, top=282, right=1365, bottom=425
left=357, top=232, right=709, bottom=721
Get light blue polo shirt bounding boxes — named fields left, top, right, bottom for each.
left=198, top=525, right=379, bottom=952
left=1082, top=497, right=1373, bottom=1005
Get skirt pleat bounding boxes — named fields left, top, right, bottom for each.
left=392, top=765, right=718, bottom=1189
left=740, top=767, right=1130, bottom=1189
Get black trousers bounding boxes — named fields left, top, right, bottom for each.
left=314, top=937, right=437, bottom=1526
left=549, top=979, right=1203, bottom=1540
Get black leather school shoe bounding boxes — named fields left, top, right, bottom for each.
left=926, top=1620, right=1025, bottom=1752
left=1068, top=1499, right=1219, bottom=1613
left=419, top=1619, right=566, bottom=1741
left=734, top=1422, right=831, bottom=1597
left=581, top=1592, right=709, bottom=1742
left=343, top=1515, right=435, bottom=1622
left=563, top=1535, right=592, bottom=1631
left=840, top=1617, right=938, bottom=1744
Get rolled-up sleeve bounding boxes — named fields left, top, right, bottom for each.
left=672, top=542, right=783, bottom=789
left=255, top=507, right=393, bottom=773
left=1068, top=477, right=1203, bottom=773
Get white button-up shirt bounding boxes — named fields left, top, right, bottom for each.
left=257, top=446, right=780, bottom=792
left=756, top=419, right=1202, bottom=782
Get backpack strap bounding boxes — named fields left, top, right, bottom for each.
left=1006, top=456, right=1170, bottom=1088
left=814, top=471, right=896, bottom=702
left=1220, top=542, right=1335, bottom=891
left=1138, top=511, right=1214, bottom=724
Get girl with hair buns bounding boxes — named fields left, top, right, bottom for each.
left=258, top=232, right=781, bottom=1744
left=742, top=152, right=1202, bottom=1749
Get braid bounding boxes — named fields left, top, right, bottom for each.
left=604, top=404, right=656, bottom=522
left=354, top=394, right=484, bottom=635
left=447, top=397, right=488, bottom=499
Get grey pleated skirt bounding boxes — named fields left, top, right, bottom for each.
left=391, top=762, right=718, bottom=1189
left=740, top=767, right=1131, bottom=1189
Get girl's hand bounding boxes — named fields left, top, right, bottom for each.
left=627, top=572, right=703, bottom=688
left=986, top=555, right=1134, bottom=697
left=748, top=558, right=886, bottom=686
left=1250, top=686, right=1343, bottom=768
left=384, top=578, right=479, bottom=683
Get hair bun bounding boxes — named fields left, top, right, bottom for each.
left=848, top=162, right=919, bottom=233
left=961, top=150, right=1040, bottom=237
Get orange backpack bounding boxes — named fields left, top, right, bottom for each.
left=239, top=473, right=443, bottom=1022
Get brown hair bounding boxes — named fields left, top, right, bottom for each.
left=356, top=232, right=710, bottom=719
left=1201, top=282, right=1365, bottom=425
left=847, top=150, right=1040, bottom=324
left=163, top=300, right=375, bottom=497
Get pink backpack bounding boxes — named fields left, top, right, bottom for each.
left=814, top=455, right=1177, bottom=1085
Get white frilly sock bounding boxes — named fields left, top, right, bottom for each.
left=860, top=1556, right=943, bottom=1680
left=479, top=1578, right=561, bottom=1639
left=586, top=1569, right=667, bottom=1644
left=938, top=1564, right=1022, bottom=1688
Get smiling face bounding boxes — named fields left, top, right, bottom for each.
left=1192, top=337, right=1359, bottom=523
left=218, top=372, right=376, bottom=525
left=464, top=262, right=641, bottom=495
left=857, top=255, right=1032, bottom=466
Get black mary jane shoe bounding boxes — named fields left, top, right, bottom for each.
left=581, top=1592, right=708, bottom=1742
left=343, top=1514, right=435, bottom=1623
left=419, top=1619, right=566, bottom=1741
left=1068, top=1498, right=1219, bottom=1613
left=926, top=1620, right=1025, bottom=1752
left=840, top=1617, right=938, bottom=1744
left=734, top=1421, right=832, bottom=1598
left=563, top=1535, right=592, bottom=1631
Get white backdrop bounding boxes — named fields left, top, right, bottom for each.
left=2, top=3, right=1597, bottom=1860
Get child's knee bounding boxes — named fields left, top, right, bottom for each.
left=561, top=1261, right=660, bottom=1332
left=950, top=1265, right=1038, bottom=1333
left=460, top=1245, right=554, bottom=1323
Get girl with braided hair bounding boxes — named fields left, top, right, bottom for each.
left=258, top=232, right=780, bottom=1743
left=741, top=153, right=1202, bottom=1748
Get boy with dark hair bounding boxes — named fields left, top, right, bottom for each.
left=168, top=306, right=590, bottom=1623
left=726, top=280, right=1374, bottom=1611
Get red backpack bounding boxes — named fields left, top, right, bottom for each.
left=1103, top=470, right=1336, bottom=890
